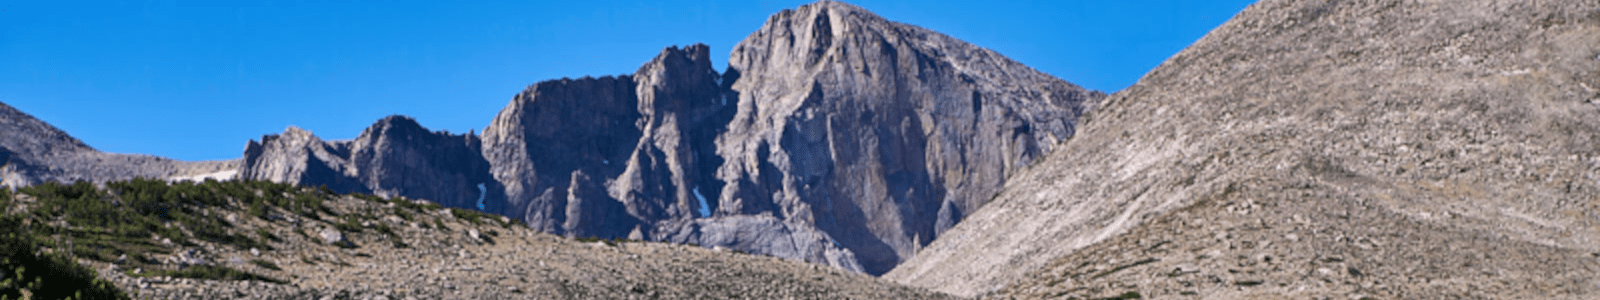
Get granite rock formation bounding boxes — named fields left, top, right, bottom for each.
left=888, top=0, right=1600, bottom=298
left=477, top=43, right=874, bottom=272
left=240, top=116, right=502, bottom=212
left=478, top=45, right=723, bottom=239
left=707, top=1, right=1101, bottom=274
left=472, top=0, right=1100, bottom=275
left=0, top=102, right=238, bottom=188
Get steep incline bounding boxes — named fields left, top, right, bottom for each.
left=479, top=45, right=723, bottom=239
left=890, top=0, right=1600, bottom=298
left=701, top=0, right=1101, bottom=274
left=0, top=102, right=238, bottom=187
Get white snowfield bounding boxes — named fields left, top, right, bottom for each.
left=168, top=169, right=239, bottom=182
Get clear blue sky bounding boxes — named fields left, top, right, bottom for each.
left=1, top=0, right=1255, bottom=161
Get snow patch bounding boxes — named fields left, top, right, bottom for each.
left=693, top=187, right=711, bottom=218
left=476, top=183, right=487, bottom=210
left=169, top=170, right=238, bottom=182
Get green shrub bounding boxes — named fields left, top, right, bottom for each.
left=250, top=259, right=280, bottom=271
left=335, top=215, right=364, bottom=233
left=432, top=218, right=449, bottom=231
left=450, top=208, right=490, bottom=225
left=392, top=208, right=413, bottom=222
left=146, top=265, right=284, bottom=284
left=291, top=193, right=324, bottom=218
left=0, top=215, right=130, bottom=300
left=374, top=223, right=395, bottom=237
left=256, top=228, right=279, bottom=243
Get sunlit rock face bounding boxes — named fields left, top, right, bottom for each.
left=709, top=0, right=1100, bottom=274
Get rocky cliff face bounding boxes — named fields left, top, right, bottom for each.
left=235, top=0, right=1102, bottom=275
left=473, top=45, right=700, bottom=237
left=477, top=44, right=870, bottom=271
left=0, top=102, right=238, bottom=188
left=473, top=1, right=1100, bottom=274
left=708, top=1, right=1100, bottom=274
left=889, top=0, right=1600, bottom=298
left=240, top=116, right=500, bottom=212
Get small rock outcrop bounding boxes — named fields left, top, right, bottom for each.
left=240, top=116, right=501, bottom=211
left=889, top=0, right=1600, bottom=298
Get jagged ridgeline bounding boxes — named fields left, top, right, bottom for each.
left=238, top=0, right=1103, bottom=275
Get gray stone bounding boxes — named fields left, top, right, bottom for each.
left=320, top=228, right=347, bottom=245
left=238, top=116, right=503, bottom=213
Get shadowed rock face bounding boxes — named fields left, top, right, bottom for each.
left=240, top=116, right=501, bottom=212
left=0, top=102, right=238, bottom=188
left=889, top=0, right=1600, bottom=298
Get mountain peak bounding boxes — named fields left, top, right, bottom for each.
left=0, top=101, right=92, bottom=156
left=715, top=0, right=1102, bottom=274
left=358, top=115, right=429, bottom=140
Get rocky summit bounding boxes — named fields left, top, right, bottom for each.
left=889, top=0, right=1600, bottom=298
left=706, top=1, right=1101, bottom=275
left=240, top=0, right=1101, bottom=275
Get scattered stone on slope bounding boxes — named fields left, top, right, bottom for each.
left=994, top=179, right=1600, bottom=299
left=889, top=0, right=1600, bottom=298
left=0, top=182, right=958, bottom=300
